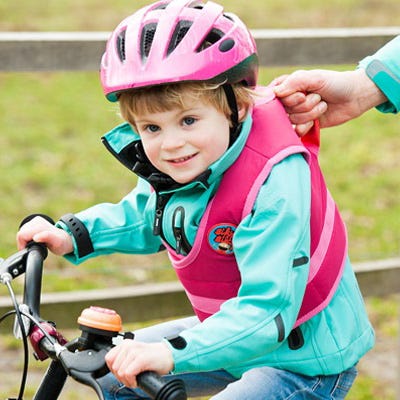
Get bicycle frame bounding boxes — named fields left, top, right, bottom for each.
left=0, top=242, right=187, bottom=400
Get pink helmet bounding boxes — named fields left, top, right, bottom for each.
left=100, top=0, right=258, bottom=101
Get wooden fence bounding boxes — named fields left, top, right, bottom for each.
left=1, top=27, right=400, bottom=71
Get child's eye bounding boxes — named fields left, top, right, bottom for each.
left=144, top=124, right=160, bottom=133
left=182, top=117, right=196, bottom=126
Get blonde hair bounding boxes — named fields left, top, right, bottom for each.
left=118, top=82, right=255, bottom=129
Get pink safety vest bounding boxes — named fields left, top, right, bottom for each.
left=166, top=89, right=348, bottom=328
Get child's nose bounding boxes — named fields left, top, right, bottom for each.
left=161, top=129, right=185, bottom=150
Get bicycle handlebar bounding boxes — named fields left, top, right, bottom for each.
left=1, top=217, right=187, bottom=400
left=32, top=303, right=187, bottom=400
left=23, top=243, right=48, bottom=320
left=33, top=359, right=68, bottom=400
left=137, top=372, right=187, bottom=400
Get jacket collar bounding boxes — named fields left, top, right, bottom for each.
left=101, top=114, right=253, bottom=194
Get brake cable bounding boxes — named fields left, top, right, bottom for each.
left=0, top=277, right=29, bottom=400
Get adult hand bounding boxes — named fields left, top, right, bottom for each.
left=273, top=69, right=387, bottom=135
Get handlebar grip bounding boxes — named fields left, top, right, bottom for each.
left=137, top=371, right=187, bottom=400
left=19, top=213, right=55, bottom=261
left=33, top=360, right=68, bottom=400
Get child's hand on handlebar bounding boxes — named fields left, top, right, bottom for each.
left=16, top=216, right=73, bottom=255
left=105, top=340, right=174, bottom=389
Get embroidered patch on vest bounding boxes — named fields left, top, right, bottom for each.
left=208, top=223, right=236, bottom=255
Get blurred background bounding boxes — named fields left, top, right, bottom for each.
left=0, top=1, right=399, bottom=398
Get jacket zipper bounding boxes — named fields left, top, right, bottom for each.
left=172, top=206, right=192, bottom=255
left=153, top=193, right=171, bottom=236
left=153, top=195, right=191, bottom=255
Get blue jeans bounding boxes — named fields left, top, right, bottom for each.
left=99, top=317, right=358, bottom=399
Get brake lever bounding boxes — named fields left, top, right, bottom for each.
left=0, top=247, right=29, bottom=283
left=0, top=241, right=48, bottom=283
left=56, top=345, right=109, bottom=400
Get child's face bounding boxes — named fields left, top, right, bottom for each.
left=134, top=98, right=230, bottom=184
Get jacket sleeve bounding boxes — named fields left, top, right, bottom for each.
left=58, top=178, right=162, bottom=264
left=358, top=35, right=400, bottom=114
left=165, top=154, right=311, bottom=375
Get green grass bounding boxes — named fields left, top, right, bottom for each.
left=2, top=0, right=400, bottom=30
left=348, top=375, right=395, bottom=400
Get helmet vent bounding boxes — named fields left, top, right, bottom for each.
left=188, top=0, right=205, bottom=9
left=116, top=30, right=126, bottom=62
left=223, top=13, right=235, bottom=22
left=196, top=28, right=225, bottom=52
left=153, top=3, right=168, bottom=10
left=141, top=23, right=157, bottom=59
left=167, top=20, right=192, bottom=55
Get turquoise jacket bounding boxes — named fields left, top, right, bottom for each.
left=359, top=35, right=400, bottom=114
left=59, top=114, right=374, bottom=378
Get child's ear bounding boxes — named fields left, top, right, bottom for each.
left=238, top=105, right=248, bottom=122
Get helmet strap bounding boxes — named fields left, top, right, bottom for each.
left=222, top=84, right=241, bottom=146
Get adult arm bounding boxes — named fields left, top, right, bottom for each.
left=273, top=35, right=400, bottom=134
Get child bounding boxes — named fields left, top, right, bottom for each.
left=17, top=1, right=374, bottom=399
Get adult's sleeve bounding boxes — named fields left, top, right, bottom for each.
left=358, top=35, right=400, bottom=114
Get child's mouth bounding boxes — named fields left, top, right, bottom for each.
left=169, top=153, right=197, bottom=164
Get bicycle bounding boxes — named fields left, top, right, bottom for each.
left=0, top=222, right=187, bottom=400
